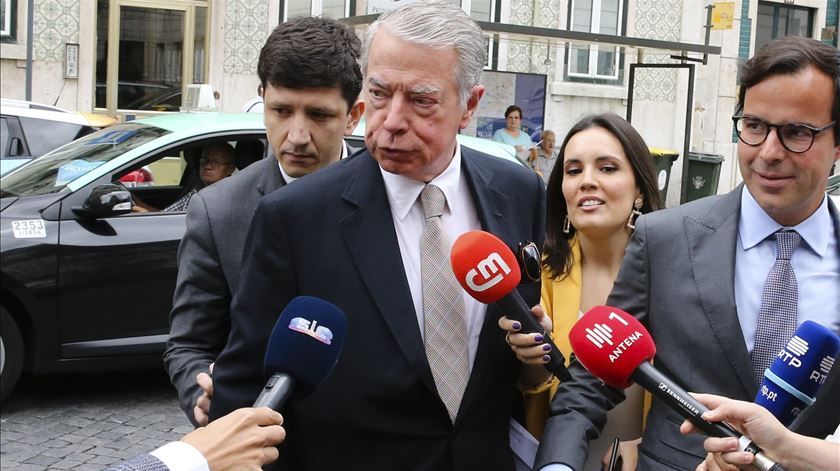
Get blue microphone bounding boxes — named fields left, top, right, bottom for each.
left=755, top=320, right=840, bottom=426
left=253, top=296, right=347, bottom=411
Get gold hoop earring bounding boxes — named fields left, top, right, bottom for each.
left=562, top=215, right=571, bottom=234
left=627, top=198, right=643, bottom=230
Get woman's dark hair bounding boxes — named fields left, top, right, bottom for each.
left=543, top=113, right=662, bottom=279
left=258, top=17, right=363, bottom=110
left=738, top=36, right=840, bottom=144
left=504, top=105, right=523, bottom=119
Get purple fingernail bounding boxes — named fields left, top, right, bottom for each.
left=542, top=355, right=550, bottom=362
left=534, top=334, right=544, bottom=343
left=543, top=344, right=552, bottom=352
left=512, top=322, right=521, bottom=331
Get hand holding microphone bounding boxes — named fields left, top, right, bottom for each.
left=450, top=230, right=572, bottom=382
left=569, top=306, right=785, bottom=471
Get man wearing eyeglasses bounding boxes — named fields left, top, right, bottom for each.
left=535, top=37, right=839, bottom=471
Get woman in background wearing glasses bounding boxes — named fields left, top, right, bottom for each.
left=501, top=113, right=662, bottom=471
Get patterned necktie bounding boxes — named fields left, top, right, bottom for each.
left=420, top=184, right=469, bottom=423
left=751, top=230, right=801, bottom=384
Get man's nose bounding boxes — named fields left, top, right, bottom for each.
left=381, top=95, right=409, bottom=135
left=287, top=114, right=312, bottom=146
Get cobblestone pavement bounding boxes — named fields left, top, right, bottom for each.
left=1, top=368, right=195, bottom=470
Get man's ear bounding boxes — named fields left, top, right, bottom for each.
left=459, top=85, right=485, bottom=130
left=344, top=100, right=365, bottom=135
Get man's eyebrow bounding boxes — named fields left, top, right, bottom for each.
left=368, top=76, right=389, bottom=89
left=407, top=85, right=441, bottom=95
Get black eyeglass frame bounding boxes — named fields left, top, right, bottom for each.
left=516, top=241, right=541, bottom=282
left=732, top=115, right=837, bottom=153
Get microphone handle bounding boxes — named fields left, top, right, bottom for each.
left=632, top=363, right=784, bottom=471
left=495, top=293, right=572, bottom=382
left=252, top=373, right=297, bottom=411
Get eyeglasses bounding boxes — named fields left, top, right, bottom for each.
left=732, top=115, right=836, bottom=153
left=199, top=158, right=234, bottom=168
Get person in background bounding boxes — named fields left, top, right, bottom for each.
left=163, top=16, right=364, bottom=427
left=105, top=407, right=285, bottom=471
left=531, top=129, right=559, bottom=183
left=500, top=113, right=661, bottom=471
left=242, top=84, right=264, bottom=113
left=132, top=142, right=236, bottom=213
left=680, top=394, right=840, bottom=471
left=533, top=36, right=840, bottom=471
left=493, top=104, right=537, bottom=161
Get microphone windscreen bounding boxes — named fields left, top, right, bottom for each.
left=569, top=306, right=656, bottom=388
left=263, top=296, right=347, bottom=397
left=450, top=230, right=521, bottom=304
left=755, top=320, right=840, bottom=425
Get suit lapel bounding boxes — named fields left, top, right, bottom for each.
left=339, top=153, right=436, bottom=393
left=256, top=153, right=286, bottom=196
left=789, top=196, right=840, bottom=436
left=458, top=148, right=517, bottom=418
left=684, top=185, right=756, bottom=398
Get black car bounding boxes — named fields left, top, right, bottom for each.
left=0, top=112, right=268, bottom=400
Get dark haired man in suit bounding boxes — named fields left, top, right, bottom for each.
left=164, top=16, right=364, bottom=427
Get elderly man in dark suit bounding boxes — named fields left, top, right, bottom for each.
left=209, top=2, right=545, bottom=469
left=534, top=37, right=840, bottom=471
left=163, top=16, right=364, bottom=426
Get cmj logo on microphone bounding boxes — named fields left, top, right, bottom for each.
left=465, top=252, right=511, bottom=292
left=289, top=317, right=334, bottom=345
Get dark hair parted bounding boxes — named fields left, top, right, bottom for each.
left=738, top=36, right=840, bottom=144
left=543, top=113, right=662, bottom=279
left=258, top=17, right=362, bottom=110
left=504, top=105, right=523, bottom=119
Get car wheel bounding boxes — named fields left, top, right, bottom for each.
left=0, top=308, right=23, bottom=402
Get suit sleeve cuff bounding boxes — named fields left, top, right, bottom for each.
left=150, top=441, right=209, bottom=471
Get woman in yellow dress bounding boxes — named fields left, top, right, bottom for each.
left=502, top=113, right=662, bottom=471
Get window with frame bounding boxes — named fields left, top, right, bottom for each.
left=567, top=0, right=623, bottom=81
left=1, top=0, right=16, bottom=42
left=281, top=0, right=350, bottom=20
left=755, top=1, right=814, bottom=52
left=95, top=0, right=208, bottom=113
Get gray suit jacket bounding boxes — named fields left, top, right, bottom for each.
left=164, top=154, right=286, bottom=423
left=535, top=185, right=840, bottom=470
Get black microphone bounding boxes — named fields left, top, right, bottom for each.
left=570, top=306, right=784, bottom=471
left=252, top=296, right=347, bottom=410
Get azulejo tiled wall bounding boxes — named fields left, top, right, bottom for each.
left=633, top=0, right=682, bottom=103
left=506, top=0, right=560, bottom=79
left=34, top=0, right=80, bottom=62
left=224, top=0, right=269, bottom=74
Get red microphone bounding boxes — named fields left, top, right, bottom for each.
left=570, top=306, right=783, bottom=471
left=451, top=230, right=571, bottom=382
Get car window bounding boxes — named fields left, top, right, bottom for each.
left=0, top=117, right=9, bottom=158
left=18, top=116, right=93, bottom=157
left=0, top=123, right=169, bottom=198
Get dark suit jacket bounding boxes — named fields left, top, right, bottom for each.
left=164, top=154, right=286, bottom=422
left=535, top=186, right=840, bottom=471
left=210, top=148, right=545, bottom=470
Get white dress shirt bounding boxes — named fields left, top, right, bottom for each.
left=735, top=186, right=840, bottom=352
left=151, top=441, right=208, bottom=471
left=379, top=145, right=486, bottom=368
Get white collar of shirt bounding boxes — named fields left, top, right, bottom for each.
left=739, top=185, right=830, bottom=256
left=379, top=144, right=463, bottom=219
left=277, top=141, right=349, bottom=184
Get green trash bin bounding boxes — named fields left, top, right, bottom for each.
left=683, top=152, right=725, bottom=203
left=648, top=147, right=679, bottom=206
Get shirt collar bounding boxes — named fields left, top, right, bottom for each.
left=739, top=186, right=830, bottom=255
left=277, top=141, right=349, bottom=184
left=380, top=145, right=463, bottom=221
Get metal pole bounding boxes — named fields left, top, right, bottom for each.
left=680, top=64, right=696, bottom=204
left=25, top=0, right=34, bottom=101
